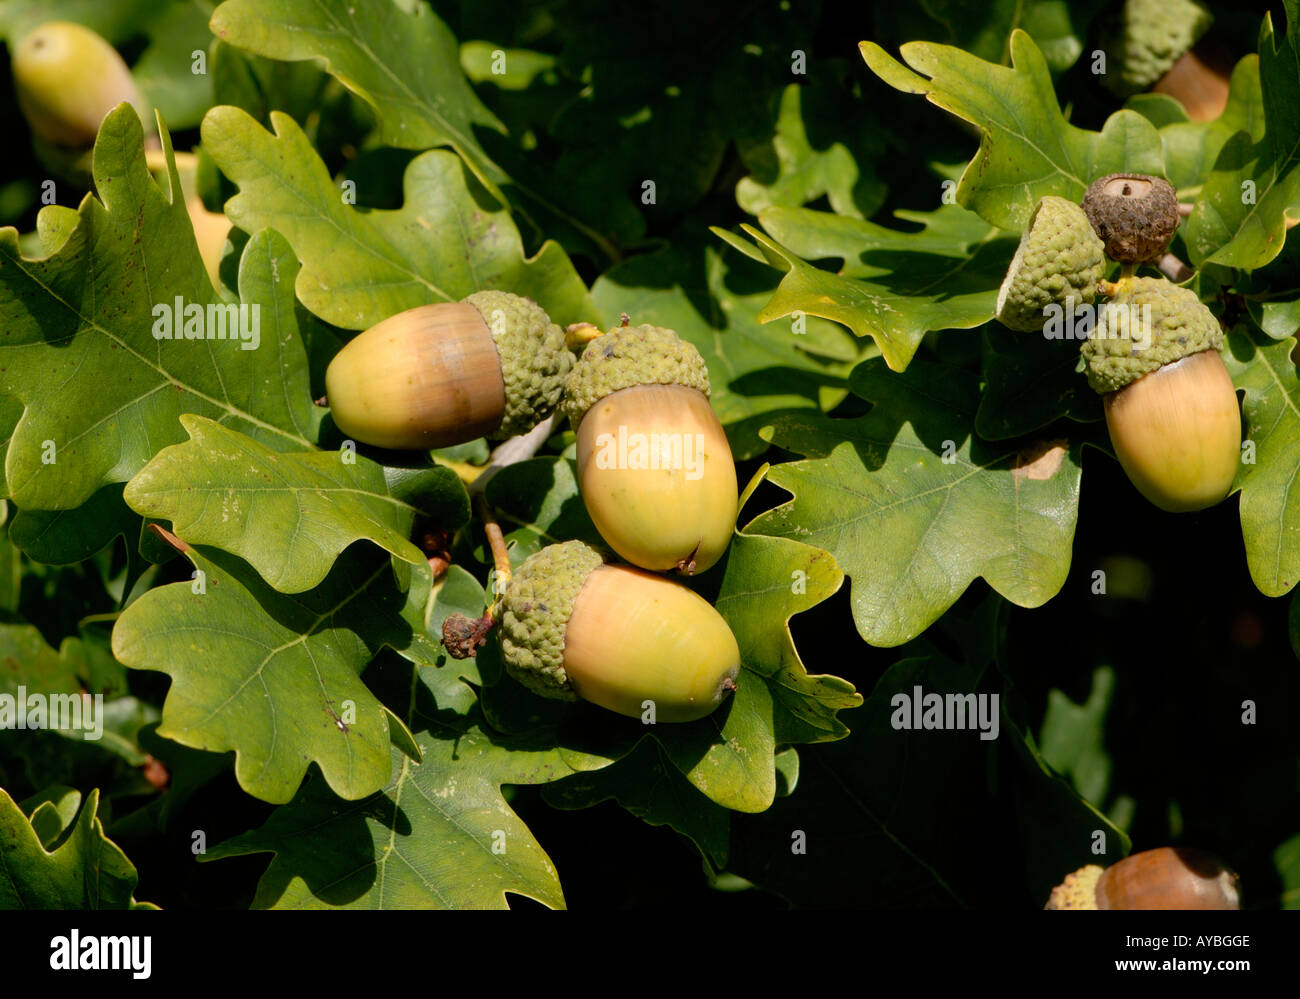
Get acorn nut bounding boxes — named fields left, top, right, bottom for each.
left=324, top=291, right=572, bottom=450
left=1098, top=0, right=1214, bottom=98
left=564, top=324, right=738, bottom=574
left=12, top=21, right=149, bottom=149
left=1046, top=847, right=1240, bottom=910
left=499, top=541, right=741, bottom=723
left=1082, top=276, right=1240, bottom=512
left=1081, top=173, right=1181, bottom=264
left=995, top=196, right=1106, bottom=332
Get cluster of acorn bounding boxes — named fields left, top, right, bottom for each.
left=996, top=172, right=1241, bottom=513
left=10, top=21, right=230, bottom=288
left=998, top=181, right=1246, bottom=907
left=5, top=20, right=741, bottom=723
left=325, top=294, right=743, bottom=723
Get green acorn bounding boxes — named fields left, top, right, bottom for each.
left=1099, top=0, right=1214, bottom=98
left=499, top=541, right=741, bottom=723
left=12, top=21, right=149, bottom=148
left=564, top=324, right=737, bottom=574
left=324, top=291, right=572, bottom=450
left=1082, top=276, right=1240, bottom=512
left=995, top=196, right=1106, bottom=332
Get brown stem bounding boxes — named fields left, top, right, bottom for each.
left=476, top=493, right=511, bottom=622
left=1158, top=253, right=1194, bottom=282
left=1178, top=202, right=1195, bottom=218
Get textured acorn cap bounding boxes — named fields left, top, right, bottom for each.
left=464, top=290, right=572, bottom=439
left=499, top=541, right=605, bottom=699
left=1082, top=174, right=1180, bottom=264
left=995, top=197, right=1106, bottom=332
left=1100, top=0, right=1214, bottom=97
left=1082, top=277, right=1223, bottom=393
left=563, top=324, right=711, bottom=430
left=1045, top=864, right=1104, bottom=909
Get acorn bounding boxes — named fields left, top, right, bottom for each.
left=1098, top=0, right=1214, bottom=99
left=1081, top=174, right=1180, bottom=264
left=1083, top=276, right=1239, bottom=512
left=324, top=291, right=572, bottom=450
left=12, top=21, right=149, bottom=149
left=499, top=541, right=741, bottom=723
left=1046, top=847, right=1240, bottom=910
left=563, top=324, right=737, bottom=574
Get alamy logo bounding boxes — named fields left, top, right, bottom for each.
left=50, top=930, right=151, bottom=979
left=593, top=426, right=707, bottom=481
left=0, top=687, right=103, bottom=740
left=1043, top=298, right=1153, bottom=351
left=152, top=297, right=260, bottom=350
left=890, top=685, right=999, bottom=741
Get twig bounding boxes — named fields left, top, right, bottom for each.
left=1178, top=202, right=1195, bottom=218
left=1158, top=253, right=1194, bottom=282
left=466, top=413, right=560, bottom=497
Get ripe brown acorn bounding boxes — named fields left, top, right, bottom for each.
left=324, top=292, right=572, bottom=450
left=1046, top=847, right=1240, bottom=910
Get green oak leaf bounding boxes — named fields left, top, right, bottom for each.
left=748, top=357, right=1082, bottom=646
left=1225, top=330, right=1300, bottom=596
left=716, top=203, right=1007, bottom=373
left=893, top=0, right=1105, bottom=72
left=999, top=670, right=1131, bottom=898
left=1185, top=2, right=1300, bottom=269
left=200, top=106, right=592, bottom=329
left=0, top=787, right=156, bottom=909
left=20, top=785, right=83, bottom=849
left=203, top=569, right=614, bottom=909
left=1240, top=225, right=1300, bottom=339
left=736, top=81, right=886, bottom=220
left=541, top=738, right=731, bottom=869
left=715, top=524, right=862, bottom=747
left=0, top=623, right=85, bottom=703
left=124, top=415, right=468, bottom=593
left=976, top=325, right=1102, bottom=440
left=861, top=31, right=1166, bottom=232
left=1148, top=55, right=1265, bottom=192
left=0, top=107, right=321, bottom=513
left=592, top=237, right=862, bottom=459
left=484, top=457, right=605, bottom=563
left=482, top=455, right=858, bottom=812
left=7, top=486, right=140, bottom=566
left=111, top=542, right=445, bottom=804
left=727, top=656, right=996, bottom=906
left=209, top=0, right=508, bottom=200
left=1037, top=665, right=1117, bottom=806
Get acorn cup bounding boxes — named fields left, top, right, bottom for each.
left=499, top=541, right=741, bottom=723
left=563, top=323, right=738, bottom=574
left=995, top=195, right=1106, bottom=332
left=1081, top=173, right=1181, bottom=264
left=1046, top=847, right=1240, bottom=910
left=12, top=21, right=150, bottom=149
left=324, top=291, right=572, bottom=450
left=1082, top=276, right=1241, bottom=513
